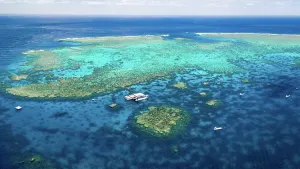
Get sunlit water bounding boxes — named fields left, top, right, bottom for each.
left=1, top=16, right=300, bottom=169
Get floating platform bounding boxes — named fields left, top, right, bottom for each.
left=125, top=93, right=148, bottom=101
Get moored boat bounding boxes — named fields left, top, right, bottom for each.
left=125, top=93, right=148, bottom=101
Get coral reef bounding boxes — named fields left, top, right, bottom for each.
left=134, top=106, right=189, bottom=138
left=173, top=82, right=188, bottom=89
left=170, top=145, right=179, bottom=153
left=59, top=35, right=163, bottom=44
left=0, top=124, right=59, bottom=169
left=198, top=42, right=232, bottom=50
left=241, top=78, right=249, bottom=83
left=8, top=74, right=28, bottom=81
left=203, top=81, right=210, bottom=85
left=23, top=50, right=60, bottom=71
left=13, top=154, right=57, bottom=169
left=205, top=99, right=223, bottom=107
left=109, top=103, right=117, bottom=108
left=197, top=33, right=300, bottom=46
left=199, top=91, right=208, bottom=97
left=5, top=67, right=168, bottom=98
left=293, top=60, right=300, bottom=68
left=6, top=34, right=300, bottom=99
left=174, top=38, right=188, bottom=41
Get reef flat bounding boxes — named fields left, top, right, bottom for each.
left=133, top=106, right=189, bottom=138
left=4, top=34, right=300, bottom=99
left=197, top=33, right=300, bottom=46
left=59, top=35, right=164, bottom=44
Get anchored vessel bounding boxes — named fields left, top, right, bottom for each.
left=214, top=127, right=222, bottom=131
left=125, top=93, right=148, bottom=101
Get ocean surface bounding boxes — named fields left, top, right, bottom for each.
left=1, top=16, right=300, bottom=169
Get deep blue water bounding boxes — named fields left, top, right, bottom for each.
left=1, top=16, right=300, bottom=65
left=1, top=16, right=300, bottom=169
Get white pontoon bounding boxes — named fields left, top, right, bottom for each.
left=125, top=93, right=148, bottom=101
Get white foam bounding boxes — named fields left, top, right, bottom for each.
left=196, top=32, right=300, bottom=36
left=58, top=34, right=169, bottom=41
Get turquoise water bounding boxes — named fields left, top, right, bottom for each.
left=1, top=16, right=300, bottom=169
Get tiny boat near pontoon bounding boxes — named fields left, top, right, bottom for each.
left=125, top=93, right=148, bottom=101
left=15, top=106, right=22, bottom=110
left=214, top=127, right=222, bottom=131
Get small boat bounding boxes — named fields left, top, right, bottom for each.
left=125, top=93, right=148, bottom=101
left=15, top=106, right=22, bottom=110
left=214, top=127, right=222, bottom=131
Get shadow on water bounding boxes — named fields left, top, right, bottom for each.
left=0, top=101, right=10, bottom=114
left=0, top=124, right=62, bottom=169
left=49, top=111, right=70, bottom=118
left=264, top=75, right=299, bottom=97
left=32, top=126, right=60, bottom=134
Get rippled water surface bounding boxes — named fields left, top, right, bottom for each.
left=1, top=16, right=300, bottom=169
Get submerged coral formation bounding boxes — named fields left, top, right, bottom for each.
left=60, top=35, right=164, bottom=44
left=205, top=99, right=223, bottom=107
left=0, top=124, right=58, bottom=169
left=293, top=60, right=300, bottom=68
left=5, top=34, right=300, bottom=99
left=109, top=103, right=117, bottom=108
left=197, top=33, right=300, bottom=46
left=199, top=91, right=208, bottom=97
left=198, top=42, right=232, bottom=50
left=241, top=78, right=249, bottom=83
left=203, top=81, right=210, bottom=85
left=134, top=106, right=189, bottom=138
left=173, top=82, right=188, bottom=89
left=170, top=145, right=180, bottom=153
left=23, top=50, right=61, bottom=71
left=5, top=67, right=167, bottom=98
left=13, top=154, right=57, bottom=169
left=8, top=74, right=28, bottom=81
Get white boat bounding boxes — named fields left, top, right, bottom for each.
left=125, top=93, right=148, bottom=101
left=214, top=127, right=222, bottom=131
left=15, top=106, right=22, bottom=110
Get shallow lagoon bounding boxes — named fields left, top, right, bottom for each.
left=1, top=17, right=300, bottom=169
left=5, top=33, right=300, bottom=99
